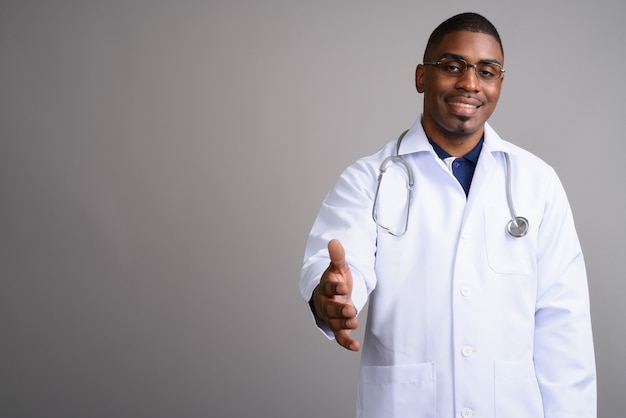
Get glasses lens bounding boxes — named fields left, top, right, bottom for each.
left=435, top=59, right=502, bottom=81
left=438, top=59, right=466, bottom=76
left=475, top=63, right=502, bottom=81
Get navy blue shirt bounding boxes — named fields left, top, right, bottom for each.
left=429, top=137, right=484, bottom=196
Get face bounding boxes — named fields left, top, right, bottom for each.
left=415, top=31, right=504, bottom=149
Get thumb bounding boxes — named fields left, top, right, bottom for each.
left=327, top=239, right=352, bottom=298
left=327, top=239, right=347, bottom=272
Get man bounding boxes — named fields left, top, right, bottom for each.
left=300, top=12, right=596, bottom=418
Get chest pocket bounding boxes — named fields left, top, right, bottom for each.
left=484, top=206, right=538, bottom=276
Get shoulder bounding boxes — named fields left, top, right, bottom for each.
left=341, top=138, right=399, bottom=177
left=484, top=123, right=555, bottom=175
left=320, top=138, right=401, bottom=204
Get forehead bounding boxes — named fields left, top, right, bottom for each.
left=430, top=30, right=503, bottom=64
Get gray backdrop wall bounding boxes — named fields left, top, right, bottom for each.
left=2, top=1, right=624, bottom=417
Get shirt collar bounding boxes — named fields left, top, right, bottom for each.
left=428, top=137, right=483, bottom=163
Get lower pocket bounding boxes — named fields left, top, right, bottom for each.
left=357, top=363, right=436, bottom=418
left=494, top=360, right=543, bottom=417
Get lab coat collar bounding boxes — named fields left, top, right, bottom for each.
left=397, top=115, right=514, bottom=157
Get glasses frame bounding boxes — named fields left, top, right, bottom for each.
left=423, top=58, right=505, bottom=81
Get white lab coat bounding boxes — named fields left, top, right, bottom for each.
left=300, top=117, right=596, bottom=418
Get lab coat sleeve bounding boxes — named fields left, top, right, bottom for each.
left=300, top=158, right=379, bottom=338
left=533, top=169, right=596, bottom=417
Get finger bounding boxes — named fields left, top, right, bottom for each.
left=326, top=316, right=359, bottom=331
left=322, top=300, right=357, bottom=320
left=335, top=329, right=361, bottom=352
left=319, top=278, right=350, bottom=297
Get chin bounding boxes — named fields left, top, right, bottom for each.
left=451, top=118, right=480, bottom=134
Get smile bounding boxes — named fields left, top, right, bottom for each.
left=448, top=102, right=480, bottom=109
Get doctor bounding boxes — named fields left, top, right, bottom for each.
left=300, top=12, right=596, bottom=418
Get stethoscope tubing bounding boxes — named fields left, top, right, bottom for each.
left=373, top=130, right=529, bottom=238
left=504, top=152, right=529, bottom=237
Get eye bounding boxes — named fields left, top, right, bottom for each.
left=441, top=60, right=464, bottom=74
left=476, top=64, right=500, bottom=80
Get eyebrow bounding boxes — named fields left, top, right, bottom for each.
left=439, top=52, right=503, bottom=66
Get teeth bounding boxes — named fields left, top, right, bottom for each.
left=450, top=102, right=478, bottom=109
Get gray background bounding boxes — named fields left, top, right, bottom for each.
left=1, top=1, right=624, bottom=417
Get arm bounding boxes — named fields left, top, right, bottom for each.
left=300, top=158, right=380, bottom=349
left=534, top=171, right=596, bottom=417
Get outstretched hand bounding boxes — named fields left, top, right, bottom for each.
left=311, top=239, right=360, bottom=351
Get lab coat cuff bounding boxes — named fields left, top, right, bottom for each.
left=307, top=298, right=335, bottom=339
left=350, top=272, right=368, bottom=316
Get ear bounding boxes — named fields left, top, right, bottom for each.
left=415, top=64, right=425, bottom=93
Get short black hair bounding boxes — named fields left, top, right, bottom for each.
left=423, top=12, right=503, bottom=60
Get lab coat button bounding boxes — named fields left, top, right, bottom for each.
left=460, top=286, right=472, bottom=297
left=461, top=407, right=474, bottom=418
left=461, top=345, right=474, bottom=357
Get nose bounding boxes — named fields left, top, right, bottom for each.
left=456, top=65, right=480, bottom=91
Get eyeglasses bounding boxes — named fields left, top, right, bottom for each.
left=423, top=58, right=505, bottom=81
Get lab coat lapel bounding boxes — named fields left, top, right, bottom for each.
left=461, top=145, right=497, bottom=229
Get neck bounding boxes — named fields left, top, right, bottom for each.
left=430, top=135, right=481, bottom=157
left=422, top=120, right=485, bottom=157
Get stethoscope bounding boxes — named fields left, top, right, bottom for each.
left=372, top=130, right=529, bottom=238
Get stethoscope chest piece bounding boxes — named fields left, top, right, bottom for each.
left=507, top=216, right=529, bottom=238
